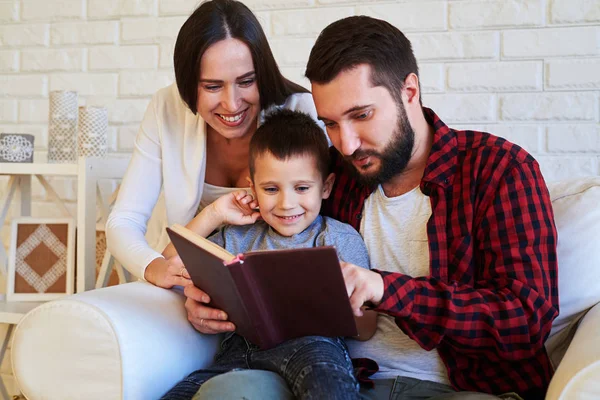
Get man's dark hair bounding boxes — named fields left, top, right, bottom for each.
left=174, top=0, right=308, bottom=114
left=249, top=109, right=330, bottom=180
left=305, top=16, right=420, bottom=106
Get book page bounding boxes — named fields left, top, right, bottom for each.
left=170, top=224, right=235, bottom=262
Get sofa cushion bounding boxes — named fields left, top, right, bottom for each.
left=546, top=176, right=600, bottom=345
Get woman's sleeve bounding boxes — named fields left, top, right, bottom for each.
left=284, top=93, right=328, bottom=138
left=105, top=93, right=165, bottom=280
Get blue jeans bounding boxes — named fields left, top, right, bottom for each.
left=161, top=333, right=360, bottom=400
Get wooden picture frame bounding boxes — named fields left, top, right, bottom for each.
left=7, top=217, right=75, bottom=302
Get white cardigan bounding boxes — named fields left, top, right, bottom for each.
left=106, top=83, right=322, bottom=280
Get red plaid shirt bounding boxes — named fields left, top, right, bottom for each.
left=323, top=108, right=559, bottom=399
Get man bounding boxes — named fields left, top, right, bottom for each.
left=192, top=15, right=558, bottom=400
left=306, top=16, right=558, bottom=400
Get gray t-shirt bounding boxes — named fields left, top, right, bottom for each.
left=208, top=215, right=370, bottom=270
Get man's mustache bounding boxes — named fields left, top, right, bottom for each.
left=345, top=149, right=381, bottom=162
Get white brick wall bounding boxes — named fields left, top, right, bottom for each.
left=0, top=0, right=597, bottom=269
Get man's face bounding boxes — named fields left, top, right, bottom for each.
left=311, top=64, right=415, bottom=186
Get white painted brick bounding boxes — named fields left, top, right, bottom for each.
left=159, top=0, right=198, bottom=16
left=21, top=49, right=84, bottom=72
left=0, top=75, right=47, bottom=96
left=89, top=46, right=158, bottom=70
left=85, top=97, right=150, bottom=124
left=546, top=59, right=600, bottom=90
left=536, top=155, right=598, bottom=182
left=242, top=12, right=265, bottom=39
left=547, top=124, right=600, bottom=152
left=31, top=177, right=47, bottom=200
left=410, top=32, right=499, bottom=61
left=107, top=126, right=118, bottom=151
left=32, top=200, right=77, bottom=218
left=108, top=99, right=150, bottom=124
left=272, top=7, right=353, bottom=36
left=119, top=70, right=174, bottom=96
left=21, top=0, right=84, bottom=21
left=121, top=17, right=186, bottom=44
left=454, top=124, right=542, bottom=154
left=550, top=0, right=600, bottom=24
left=500, top=93, right=597, bottom=121
left=503, top=27, right=599, bottom=58
left=51, top=21, right=118, bottom=45
left=0, top=50, right=18, bottom=72
left=41, top=176, right=78, bottom=201
left=357, top=2, right=447, bottom=32
left=0, top=1, right=18, bottom=23
left=50, top=73, right=117, bottom=96
left=419, top=63, right=444, bottom=93
left=447, top=61, right=542, bottom=92
left=88, top=0, right=156, bottom=18
left=0, top=124, right=47, bottom=149
left=280, top=67, right=310, bottom=90
left=318, top=0, right=375, bottom=4
left=243, top=0, right=312, bottom=11
left=423, top=94, right=496, bottom=123
left=117, top=125, right=139, bottom=151
left=449, top=0, right=543, bottom=29
left=159, top=40, right=175, bottom=68
left=0, top=100, right=18, bottom=123
left=270, top=37, right=316, bottom=66
left=19, top=99, right=49, bottom=123
left=0, top=24, right=49, bottom=47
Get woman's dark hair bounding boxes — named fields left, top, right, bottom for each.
left=174, top=0, right=308, bottom=114
left=305, top=16, right=420, bottom=106
left=249, top=109, right=330, bottom=180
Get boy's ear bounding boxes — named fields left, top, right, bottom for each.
left=322, top=173, right=335, bottom=199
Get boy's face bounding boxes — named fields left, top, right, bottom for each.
left=252, top=152, right=334, bottom=237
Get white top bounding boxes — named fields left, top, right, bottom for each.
left=347, top=185, right=449, bottom=384
left=198, top=183, right=251, bottom=212
left=106, top=83, right=322, bottom=280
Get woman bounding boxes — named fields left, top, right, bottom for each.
left=106, top=0, right=318, bottom=341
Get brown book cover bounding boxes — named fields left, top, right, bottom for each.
left=166, top=224, right=358, bottom=349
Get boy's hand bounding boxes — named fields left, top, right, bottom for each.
left=210, top=190, right=260, bottom=226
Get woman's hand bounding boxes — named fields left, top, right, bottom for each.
left=184, top=284, right=236, bottom=334
left=144, top=255, right=191, bottom=288
left=210, top=189, right=260, bottom=226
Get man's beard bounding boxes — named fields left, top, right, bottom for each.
left=345, top=102, right=415, bottom=187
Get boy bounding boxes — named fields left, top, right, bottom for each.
left=163, top=109, right=375, bottom=400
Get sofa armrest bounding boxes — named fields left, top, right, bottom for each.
left=12, top=282, right=220, bottom=400
left=546, top=301, right=600, bottom=399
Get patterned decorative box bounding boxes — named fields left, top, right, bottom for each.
left=78, top=106, right=108, bottom=158
left=48, top=90, right=78, bottom=163
left=0, top=133, right=35, bottom=163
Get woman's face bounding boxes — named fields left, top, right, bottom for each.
left=197, top=38, right=260, bottom=140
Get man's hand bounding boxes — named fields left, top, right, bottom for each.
left=209, top=190, right=260, bottom=226
left=184, top=284, right=236, bottom=334
left=341, top=261, right=385, bottom=317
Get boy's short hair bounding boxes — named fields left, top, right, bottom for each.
left=249, top=109, right=330, bottom=180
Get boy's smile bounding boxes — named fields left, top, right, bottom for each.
left=252, top=152, right=334, bottom=237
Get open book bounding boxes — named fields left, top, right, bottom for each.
left=166, top=224, right=358, bottom=349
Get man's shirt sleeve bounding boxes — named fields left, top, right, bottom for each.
left=374, top=160, right=559, bottom=362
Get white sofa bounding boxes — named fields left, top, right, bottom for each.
left=10, top=177, right=600, bottom=400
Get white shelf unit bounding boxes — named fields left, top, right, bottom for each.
left=0, top=156, right=130, bottom=293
